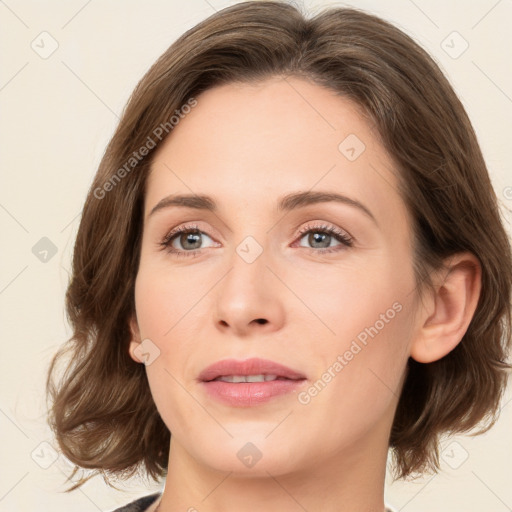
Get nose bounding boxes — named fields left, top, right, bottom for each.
left=213, top=243, right=286, bottom=337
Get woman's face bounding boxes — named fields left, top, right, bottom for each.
left=130, top=76, right=420, bottom=476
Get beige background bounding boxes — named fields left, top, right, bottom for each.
left=1, top=0, right=511, bottom=510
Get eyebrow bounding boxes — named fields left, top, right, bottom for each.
left=148, top=190, right=377, bottom=225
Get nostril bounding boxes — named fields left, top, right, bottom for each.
left=255, top=318, right=267, bottom=324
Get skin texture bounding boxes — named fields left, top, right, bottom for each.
left=129, top=76, right=481, bottom=512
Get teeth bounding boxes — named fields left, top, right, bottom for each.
left=215, top=374, right=279, bottom=383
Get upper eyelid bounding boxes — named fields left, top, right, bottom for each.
left=163, top=222, right=217, bottom=241
left=162, top=221, right=352, bottom=245
left=297, top=221, right=351, bottom=236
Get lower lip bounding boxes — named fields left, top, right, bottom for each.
left=201, top=379, right=306, bottom=406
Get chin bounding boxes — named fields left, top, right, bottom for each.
left=190, top=435, right=304, bottom=477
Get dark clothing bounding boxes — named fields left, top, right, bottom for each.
left=111, top=493, right=161, bottom=512
left=111, top=492, right=396, bottom=512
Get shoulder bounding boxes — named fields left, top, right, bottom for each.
left=110, top=493, right=161, bottom=512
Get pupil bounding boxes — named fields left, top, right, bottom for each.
left=182, top=231, right=201, bottom=249
left=310, top=232, right=330, bottom=248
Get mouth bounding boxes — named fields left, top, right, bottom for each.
left=198, top=358, right=307, bottom=407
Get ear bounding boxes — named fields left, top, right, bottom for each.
left=128, top=314, right=143, bottom=363
left=410, top=252, right=482, bottom=363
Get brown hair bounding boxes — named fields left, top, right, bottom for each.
left=46, top=0, right=512, bottom=490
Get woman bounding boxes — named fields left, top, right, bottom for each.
left=46, top=2, right=512, bottom=511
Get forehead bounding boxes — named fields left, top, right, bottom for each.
left=145, top=76, right=405, bottom=224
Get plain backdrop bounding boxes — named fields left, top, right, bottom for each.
left=1, top=0, right=511, bottom=511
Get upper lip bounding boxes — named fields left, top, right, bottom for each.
left=198, top=358, right=306, bottom=382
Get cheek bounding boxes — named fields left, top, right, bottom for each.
left=133, top=263, right=213, bottom=434
left=291, top=304, right=413, bottom=461
left=133, top=259, right=203, bottom=340
left=282, top=247, right=414, bottom=354
left=289, top=252, right=415, bottom=427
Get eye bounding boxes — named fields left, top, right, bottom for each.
left=159, top=221, right=354, bottom=259
left=294, top=223, right=353, bottom=254
left=159, top=224, right=218, bottom=258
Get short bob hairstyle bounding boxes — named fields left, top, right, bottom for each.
left=46, top=0, right=512, bottom=490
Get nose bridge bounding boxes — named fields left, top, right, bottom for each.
left=213, top=228, right=284, bottom=334
left=224, top=207, right=273, bottom=277
left=223, top=231, right=272, bottom=303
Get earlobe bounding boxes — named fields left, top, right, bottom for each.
left=128, top=314, right=143, bottom=363
left=410, top=253, right=482, bottom=363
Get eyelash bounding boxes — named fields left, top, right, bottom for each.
left=159, top=222, right=354, bottom=259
